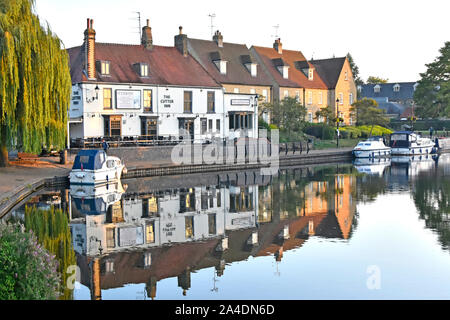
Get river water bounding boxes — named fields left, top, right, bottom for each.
left=5, top=153, right=450, bottom=300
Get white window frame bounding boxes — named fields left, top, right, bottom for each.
left=308, top=91, right=313, bottom=105
left=374, top=85, right=381, bottom=93
left=308, top=69, right=314, bottom=80
left=140, top=63, right=149, bottom=77
left=101, top=61, right=110, bottom=75
left=349, top=93, right=354, bottom=105
left=339, top=93, right=343, bottom=105
left=318, top=92, right=323, bottom=105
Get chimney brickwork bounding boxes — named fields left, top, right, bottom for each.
left=141, top=19, right=153, bottom=50
left=174, top=26, right=188, bottom=57
left=273, top=38, right=282, bottom=54
left=84, top=18, right=96, bottom=80
left=213, top=30, right=223, bottom=47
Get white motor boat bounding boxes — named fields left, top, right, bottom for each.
left=390, top=131, right=436, bottom=156
left=352, top=136, right=391, bottom=158
left=69, top=150, right=127, bottom=185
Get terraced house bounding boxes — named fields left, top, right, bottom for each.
left=251, top=39, right=330, bottom=123
left=310, top=57, right=357, bottom=125
left=185, top=30, right=273, bottom=122
left=67, top=19, right=258, bottom=146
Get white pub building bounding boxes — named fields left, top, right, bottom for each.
left=67, top=19, right=258, bottom=147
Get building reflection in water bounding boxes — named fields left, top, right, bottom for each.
left=69, top=168, right=357, bottom=300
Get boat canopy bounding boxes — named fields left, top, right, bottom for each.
left=72, top=150, right=107, bottom=170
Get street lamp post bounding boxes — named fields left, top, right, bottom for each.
left=336, top=98, right=340, bottom=147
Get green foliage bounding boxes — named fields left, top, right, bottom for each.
left=304, top=123, right=336, bottom=140
left=24, top=206, right=76, bottom=300
left=414, top=41, right=450, bottom=118
left=0, top=223, right=60, bottom=300
left=390, top=119, right=450, bottom=131
left=0, top=0, right=72, bottom=155
left=315, top=105, right=336, bottom=126
left=266, top=97, right=307, bottom=135
left=366, top=76, right=389, bottom=84
left=350, top=98, right=389, bottom=136
left=340, top=125, right=393, bottom=139
left=346, top=53, right=363, bottom=86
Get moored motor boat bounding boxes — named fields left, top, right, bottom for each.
left=69, top=150, right=127, bottom=185
left=390, top=131, right=435, bottom=156
left=352, top=136, right=391, bottom=158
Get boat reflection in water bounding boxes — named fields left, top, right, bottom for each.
left=70, top=169, right=357, bottom=300
left=353, top=157, right=391, bottom=176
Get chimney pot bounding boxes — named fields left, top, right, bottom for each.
left=179, top=26, right=183, bottom=35
left=90, top=19, right=94, bottom=29
left=147, top=19, right=150, bottom=27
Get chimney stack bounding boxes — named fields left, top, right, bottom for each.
left=213, top=30, right=223, bottom=48
left=84, top=18, right=96, bottom=80
left=141, top=19, right=153, bottom=50
left=273, top=38, right=282, bottom=54
left=174, top=26, right=188, bottom=57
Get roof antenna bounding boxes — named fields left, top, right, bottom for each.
left=129, top=11, right=142, bottom=43
left=272, top=24, right=280, bottom=39
left=208, top=13, right=216, bottom=38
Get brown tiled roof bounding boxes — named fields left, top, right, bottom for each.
left=251, top=46, right=328, bottom=89
left=310, top=57, right=346, bottom=89
left=67, top=43, right=221, bottom=88
left=187, top=38, right=273, bottom=86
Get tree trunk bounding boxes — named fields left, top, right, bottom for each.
left=0, top=145, right=9, bottom=167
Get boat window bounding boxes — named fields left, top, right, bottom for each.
left=107, top=160, right=116, bottom=168
left=391, top=134, right=408, bottom=141
left=364, top=143, right=372, bottom=146
left=80, top=156, right=90, bottom=164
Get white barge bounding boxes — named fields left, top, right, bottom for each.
left=69, top=150, right=127, bottom=185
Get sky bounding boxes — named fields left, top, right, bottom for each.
left=34, top=0, right=449, bottom=83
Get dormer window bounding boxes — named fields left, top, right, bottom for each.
left=217, top=60, right=227, bottom=74
left=273, top=58, right=289, bottom=79
left=374, top=85, right=381, bottom=93
left=278, top=66, right=289, bottom=79
left=211, top=51, right=227, bottom=75
left=140, top=63, right=149, bottom=77
left=308, top=69, right=314, bottom=80
left=100, top=61, right=110, bottom=76
left=393, top=84, right=400, bottom=92
left=245, top=63, right=257, bottom=77
left=241, top=55, right=258, bottom=77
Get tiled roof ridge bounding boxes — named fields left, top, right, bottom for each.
left=311, top=56, right=346, bottom=62
left=188, top=37, right=248, bottom=47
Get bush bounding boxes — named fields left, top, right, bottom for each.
left=304, top=124, right=336, bottom=140
left=0, top=223, right=60, bottom=300
left=340, top=125, right=393, bottom=139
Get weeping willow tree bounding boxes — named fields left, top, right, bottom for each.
left=24, top=205, right=76, bottom=300
left=0, top=0, right=72, bottom=166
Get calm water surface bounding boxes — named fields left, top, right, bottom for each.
left=6, top=153, right=450, bottom=300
